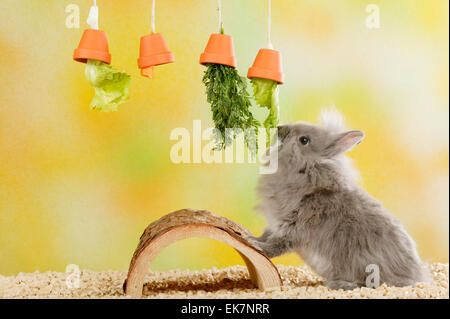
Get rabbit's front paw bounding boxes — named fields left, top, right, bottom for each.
left=245, top=236, right=264, bottom=251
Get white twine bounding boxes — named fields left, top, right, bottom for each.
left=218, top=0, right=223, bottom=33
left=151, top=0, right=156, bottom=33
left=87, top=0, right=99, bottom=30
left=267, top=0, right=273, bottom=49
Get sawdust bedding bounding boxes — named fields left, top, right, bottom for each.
left=0, top=263, right=448, bottom=299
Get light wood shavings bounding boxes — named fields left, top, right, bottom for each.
left=0, top=263, right=448, bottom=299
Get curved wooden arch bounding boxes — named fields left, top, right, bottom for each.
left=124, top=209, right=282, bottom=298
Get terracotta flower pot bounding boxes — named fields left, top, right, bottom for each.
left=73, top=29, right=111, bottom=64
left=199, top=33, right=237, bottom=68
left=247, top=49, right=284, bottom=84
left=138, top=33, right=174, bottom=74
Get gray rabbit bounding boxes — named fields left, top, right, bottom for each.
left=248, top=109, right=429, bottom=290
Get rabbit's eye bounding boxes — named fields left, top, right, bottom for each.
left=299, top=136, right=310, bottom=145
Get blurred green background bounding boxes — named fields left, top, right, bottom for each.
left=0, top=0, right=448, bottom=276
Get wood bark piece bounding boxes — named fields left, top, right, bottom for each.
left=124, top=209, right=282, bottom=298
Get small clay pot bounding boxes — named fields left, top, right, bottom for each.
left=247, top=49, right=284, bottom=84
left=138, top=33, right=174, bottom=70
left=199, top=33, right=237, bottom=68
left=73, top=29, right=111, bottom=64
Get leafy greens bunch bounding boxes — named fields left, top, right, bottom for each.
left=251, top=78, right=279, bottom=144
left=203, top=63, right=260, bottom=151
left=85, top=60, right=131, bottom=112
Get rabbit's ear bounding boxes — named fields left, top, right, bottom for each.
left=323, top=130, right=364, bottom=156
left=277, top=125, right=290, bottom=141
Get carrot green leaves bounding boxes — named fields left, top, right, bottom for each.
left=202, top=63, right=260, bottom=151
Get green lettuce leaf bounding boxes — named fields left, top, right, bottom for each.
left=85, top=59, right=131, bottom=112
left=251, top=78, right=279, bottom=143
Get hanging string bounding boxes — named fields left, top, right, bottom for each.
left=87, top=0, right=99, bottom=30
left=151, top=0, right=156, bottom=34
left=267, top=0, right=273, bottom=49
left=142, top=0, right=157, bottom=78
left=218, top=0, right=223, bottom=34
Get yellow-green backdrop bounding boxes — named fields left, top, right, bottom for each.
left=0, top=0, right=448, bottom=276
